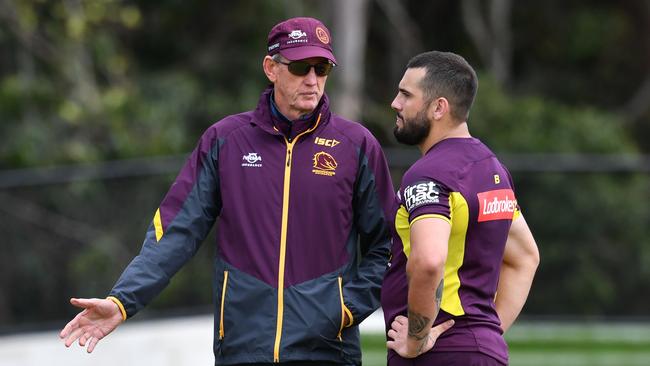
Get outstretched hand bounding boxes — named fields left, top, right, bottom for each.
left=386, top=315, right=454, bottom=358
left=59, top=298, right=124, bottom=353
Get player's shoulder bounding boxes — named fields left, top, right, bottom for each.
left=208, top=111, right=253, bottom=134
left=403, top=156, right=453, bottom=187
left=194, top=111, right=253, bottom=148
left=402, top=139, right=482, bottom=187
left=199, top=111, right=252, bottom=141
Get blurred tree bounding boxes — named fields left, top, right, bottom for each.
left=331, top=0, right=369, bottom=121
left=461, top=0, right=513, bottom=87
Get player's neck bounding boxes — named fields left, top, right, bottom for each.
left=418, top=121, right=471, bottom=155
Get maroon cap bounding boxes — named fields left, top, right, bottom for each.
left=267, top=17, right=337, bottom=64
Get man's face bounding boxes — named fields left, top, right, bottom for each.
left=270, top=56, right=329, bottom=119
left=391, top=68, right=431, bottom=146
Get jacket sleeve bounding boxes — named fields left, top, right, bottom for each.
left=108, top=127, right=222, bottom=319
left=343, top=134, right=395, bottom=325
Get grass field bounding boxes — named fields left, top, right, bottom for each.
left=361, top=321, right=650, bottom=366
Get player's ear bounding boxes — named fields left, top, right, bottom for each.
left=263, top=56, right=278, bottom=83
left=429, top=97, right=449, bottom=121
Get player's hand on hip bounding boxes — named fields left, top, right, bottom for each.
left=386, top=315, right=454, bottom=358
left=59, top=297, right=124, bottom=353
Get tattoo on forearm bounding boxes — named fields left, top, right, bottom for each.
left=407, top=310, right=431, bottom=340
left=415, top=334, right=434, bottom=355
left=435, top=279, right=444, bottom=310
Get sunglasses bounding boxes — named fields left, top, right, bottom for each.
left=274, top=58, right=334, bottom=77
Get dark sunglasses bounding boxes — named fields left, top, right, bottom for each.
left=274, top=58, right=334, bottom=77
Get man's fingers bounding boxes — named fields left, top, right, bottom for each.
left=386, top=340, right=396, bottom=351
left=387, top=328, right=397, bottom=340
left=431, top=319, right=455, bottom=337
left=59, top=320, right=76, bottom=338
left=86, top=337, right=99, bottom=353
left=60, top=308, right=88, bottom=338
left=394, top=315, right=407, bottom=325
left=63, top=327, right=83, bottom=347
left=391, top=317, right=407, bottom=331
left=79, top=332, right=92, bottom=346
left=70, top=298, right=98, bottom=309
left=87, top=337, right=99, bottom=353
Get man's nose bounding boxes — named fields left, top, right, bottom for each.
left=391, top=97, right=401, bottom=111
left=303, top=67, right=318, bottom=85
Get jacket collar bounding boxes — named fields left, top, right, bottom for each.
left=252, top=85, right=331, bottom=137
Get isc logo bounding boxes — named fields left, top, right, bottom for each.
left=314, top=137, right=340, bottom=147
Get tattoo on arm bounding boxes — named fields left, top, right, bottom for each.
left=435, top=278, right=444, bottom=310
left=415, top=334, right=434, bottom=355
left=407, top=310, right=431, bottom=340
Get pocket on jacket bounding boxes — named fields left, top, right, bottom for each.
left=281, top=273, right=346, bottom=353
left=214, top=267, right=278, bottom=358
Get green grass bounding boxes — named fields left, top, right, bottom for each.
left=361, top=322, right=650, bottom=366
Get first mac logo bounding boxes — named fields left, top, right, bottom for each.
left=403, top=181, right=439, bottom=212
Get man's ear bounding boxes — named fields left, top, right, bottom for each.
left=263, top=55, right=278, bottom=83
left=429, top=97, right=449, bottom=121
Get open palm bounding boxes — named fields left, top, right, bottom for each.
left=59, top=298, right=124, bottom=353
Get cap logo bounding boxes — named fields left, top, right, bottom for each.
left=315, top=27, right=329, bottom=44
left=288, top=30, right=307, bottom=40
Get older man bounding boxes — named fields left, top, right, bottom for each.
left=60, top=17, right=394, bottom=366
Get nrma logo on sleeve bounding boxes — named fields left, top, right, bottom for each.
left=403, top=181, right=440, bottom=212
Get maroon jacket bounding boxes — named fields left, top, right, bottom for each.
left=109, top=86, right=394, bottom=365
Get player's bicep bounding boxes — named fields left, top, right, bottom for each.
left=409, top=217, right=451, bottom=269
left=503, top=215, right=539, bottom=267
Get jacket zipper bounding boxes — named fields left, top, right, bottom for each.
left=219, top=270, right=229, bottom=340
left=273, top=114, right=321, bottom=363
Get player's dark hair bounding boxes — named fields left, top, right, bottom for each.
left=406, top=51, right=478, bottom=122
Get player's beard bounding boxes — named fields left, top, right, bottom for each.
left=393, top=108, right=431, bottom=146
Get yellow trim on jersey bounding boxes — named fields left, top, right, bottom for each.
left=396, top=208, right=451, bottom=259
left=106, top=296, right=127, bottom=321
left=395, top=206, right=411, bottom=257
left=219, top=271, right=229, bottom=339
left=410, top=213, right=451, bottom=227
left=273, top=114, right=322, bottom=363
left=441, top=192, right=468, bottom=316
left=513, top=207, right=521, bottom=220
left=153, top=208, right=163, bottom=242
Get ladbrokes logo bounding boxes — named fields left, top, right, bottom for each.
left=312, top=151, right=337, bottom=176
left=477, top=189, right=517, bottom=222
left=403, top=181, right=439, bottom=212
